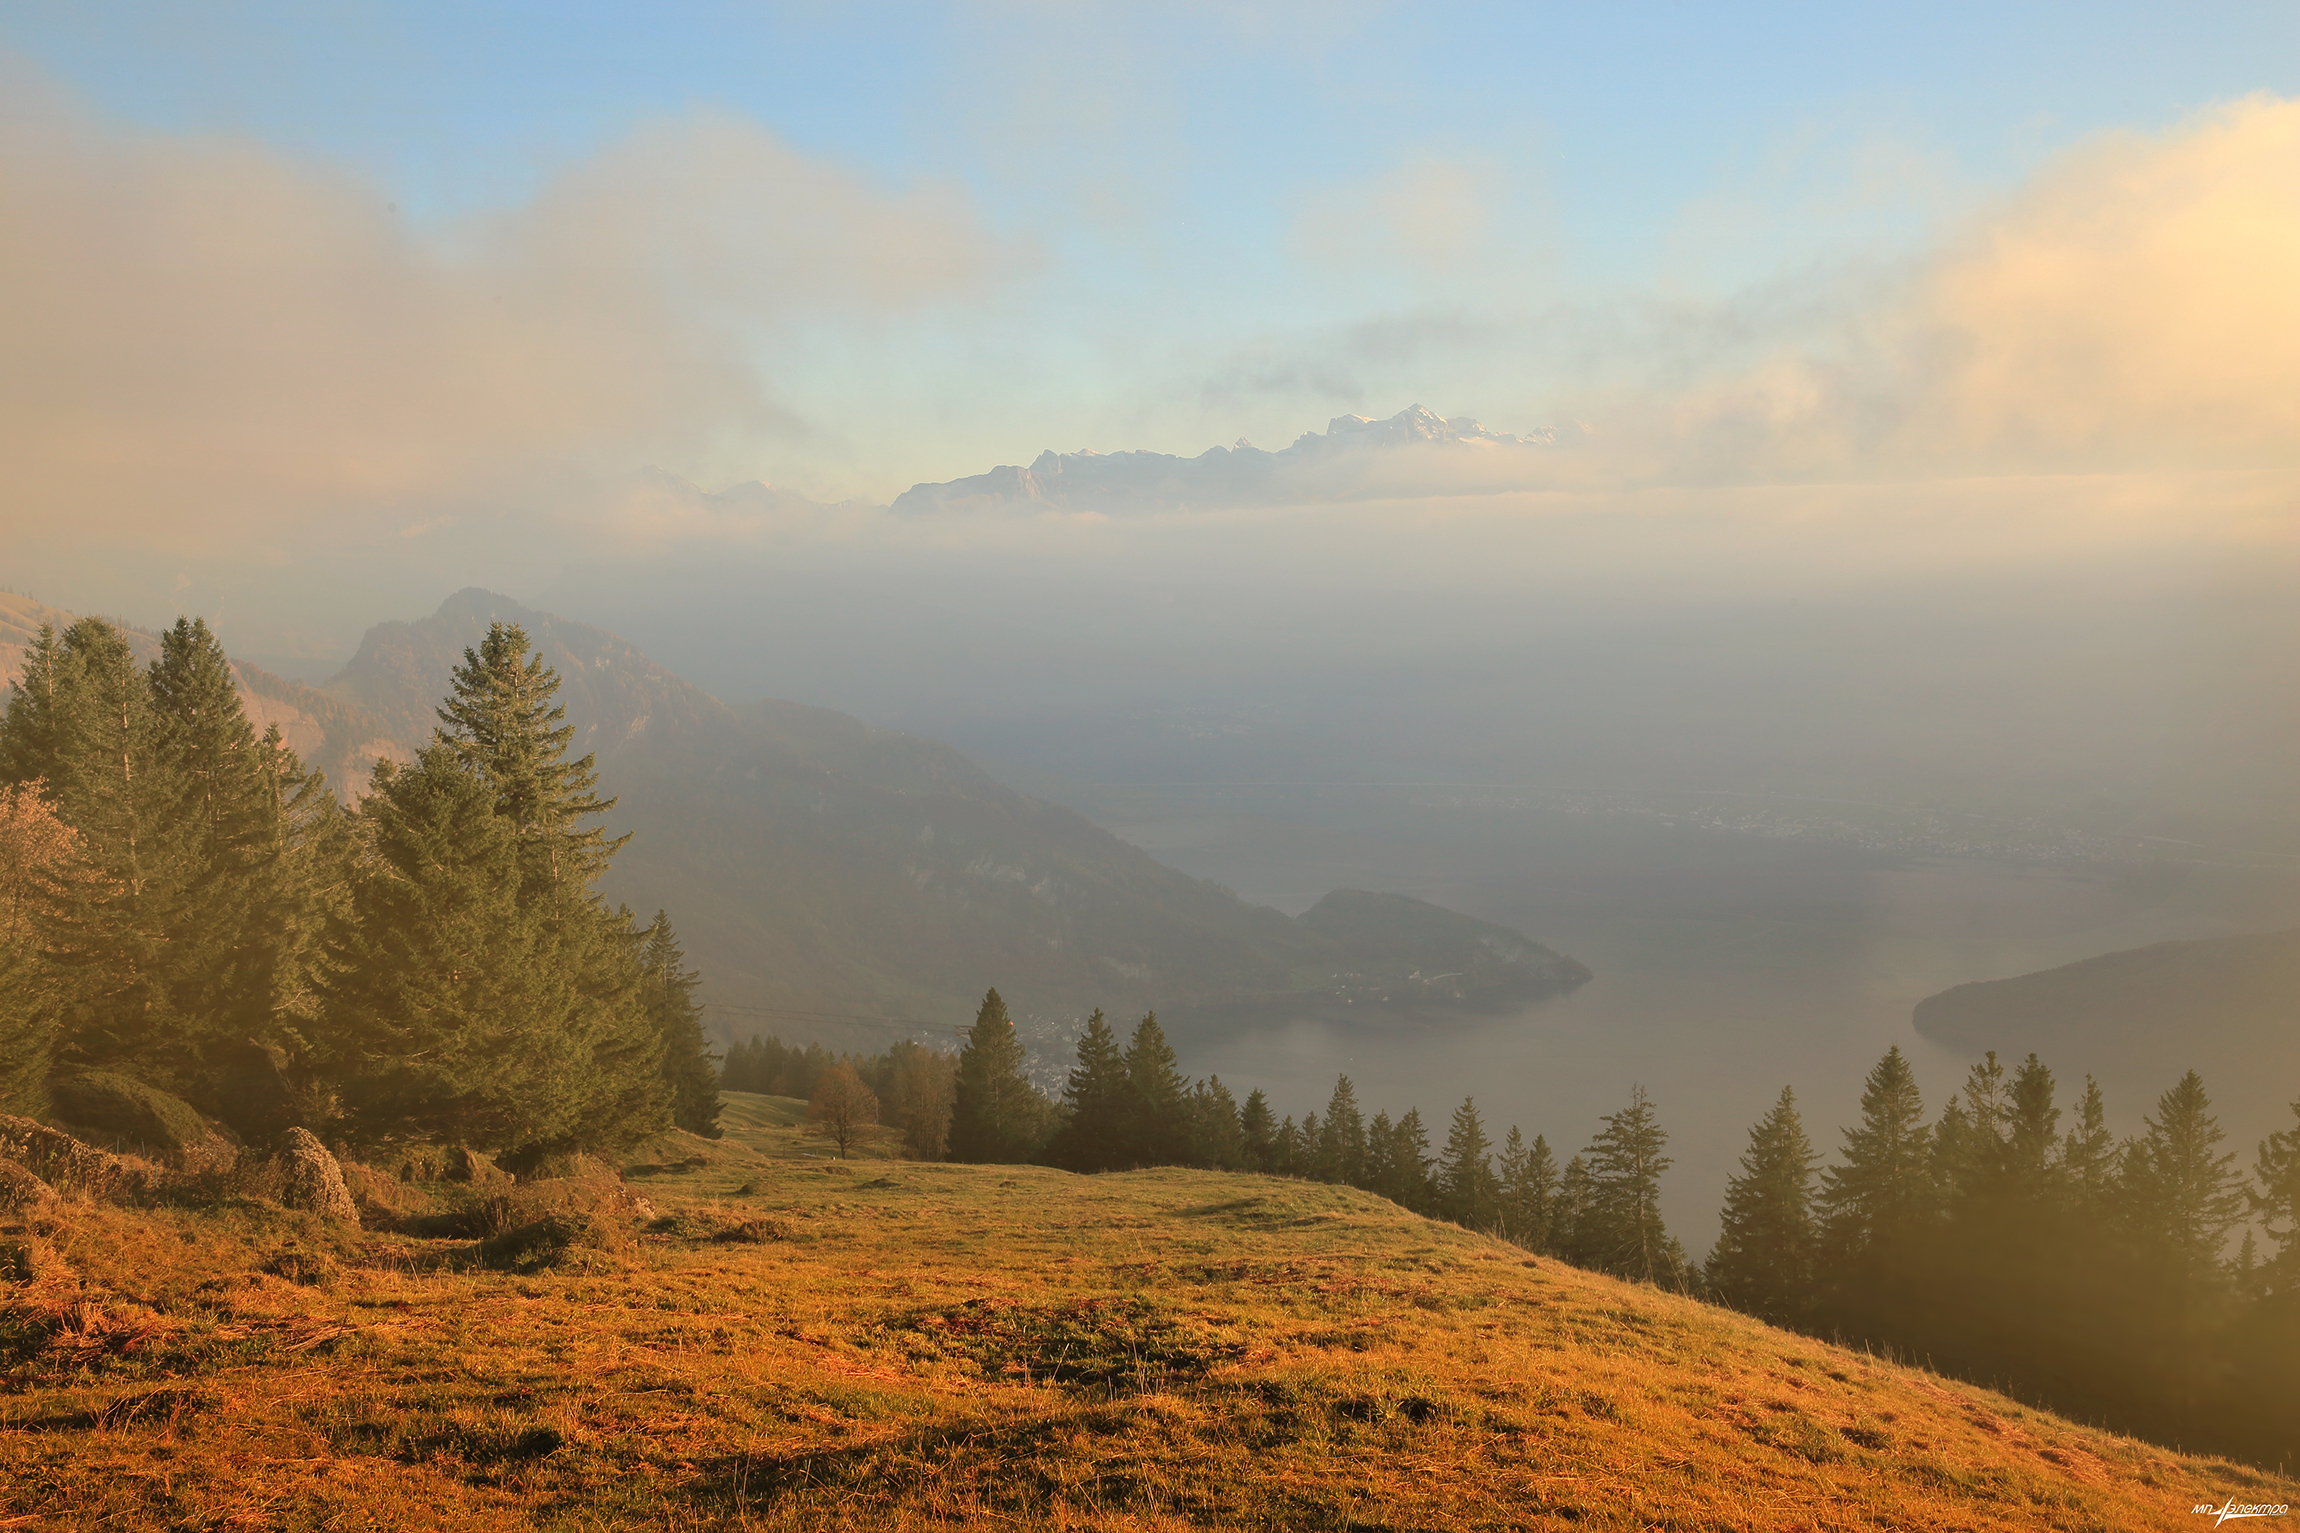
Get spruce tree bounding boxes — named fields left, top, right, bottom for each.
left=435, top=623, right=625, bottom=892
left=319, top=745, right=579, bottom=1149
left=949, top=988, right=1041, bottom=1162
left=1189, top=1075, right=1245, bottom=1169
left=1317, top=1075, right=1368, bottom=1186
left=1818, top=1045, right=1934, bottom=1258
left=1044, top=1010, right=1125, bottom=1171
left=1364, top=1109, right=1398, bottom=1198
left=1239, top=1088, right=1277, bottom=1171
left=1119, top=1012, right=1189, bottom=1166
left=1274, top=1114, right=1302, bottom=1175
left=2062, top=1074, right=2117, bottom=1217
left=1708, top=1085, right=1818, bottom=1323
left=1440, top=1096, right=1497, bottom=1226
left=2004, top=1053, right=2062, bottom=1203
left=1582, top=1085, right=1674, bottom=1283
left=2125, top=1071, right=2246, bottom=1295
left=640, top=911, right=720, bottom=1138
left=0, top=783, right=80, bottom=1115
left=2252, top=1096, right=2300, bottom=1296
left=1555, top=1153, right=1593, bottom=1265
left=1496, top=1126, right=1557, bottom=1250
left=1391, top=1107, right=1434, bottom=1213
left=8, top=618, right=194, bottom=1076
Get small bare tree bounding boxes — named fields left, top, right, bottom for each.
left=808, top=1063, right=879, bottom=1158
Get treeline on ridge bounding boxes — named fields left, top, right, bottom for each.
left=747, top=993, right=2299, bottom=1469
left=0, top=615, right=719, bottom=1166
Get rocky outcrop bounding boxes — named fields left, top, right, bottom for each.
left=0, top=1158, right=55, bottom=1214
left=447, top=1145, right=509, bottom=1184
left=50, top=1072, right=236, bottom=1165
left=273, top=1128, right=359, bottom=1225
left=0, top=1115, right=158, bottom=1198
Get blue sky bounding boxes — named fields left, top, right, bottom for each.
left=4, top=1, right=2296, bottom=506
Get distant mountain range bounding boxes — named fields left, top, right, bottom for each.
left=3, top=587, right=1591, bottom=1047
left=890, top=404, right=1561, bottom=515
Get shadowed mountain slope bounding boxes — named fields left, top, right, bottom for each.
left=1913, top=927, right=2300, bottom=1127
left=319, top=589, right=1588, bottom=1038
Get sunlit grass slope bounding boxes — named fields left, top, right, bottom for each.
left=3, top=1092, right=2289, bottom=1530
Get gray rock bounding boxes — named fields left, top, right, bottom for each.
left=0, top=1114, right=155, bottom=1198
left=273, top=1128, right=360, bottom=1225
left=0, top=1158, right=54, bottom=1214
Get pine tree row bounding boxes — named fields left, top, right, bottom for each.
left=1707, top=1047, right=2300, bottom=1467
left=0, top=615, right=720, bottom=1161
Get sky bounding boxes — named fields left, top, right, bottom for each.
left=1, top=2, right=2296, bottom=656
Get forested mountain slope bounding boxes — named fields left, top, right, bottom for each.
left=317, top=590, right=1588, bottom=1035
left=1913, top=927, right=2300, bottom=1134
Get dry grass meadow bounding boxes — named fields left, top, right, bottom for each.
left=1, top=1090, right=2290, bottom=1531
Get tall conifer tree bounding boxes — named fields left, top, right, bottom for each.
left=1239, top=1088, right=1277, bottom=1172
left=1582, top=1085, right=1674, bottom=1283
left=1044, top=1010, right=1124, bottom=1171
left=1317, top=1075, right=1368, bottom=1186
left=1440, top=1096, right=1497, bottom=1226
left=949, top=988, right=1041, bottom=1162
left=639, top=911, right=720, bottom=1138
left=1119, top=1012, right=1188, bottom=1166
left=1708, top=1085, right=1818, bottom=1322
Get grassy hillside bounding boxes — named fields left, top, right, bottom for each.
left=3, top=1096, right=2287, bottom=1530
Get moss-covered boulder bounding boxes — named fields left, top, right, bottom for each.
left=49, top=1072, right=235, bottom=1164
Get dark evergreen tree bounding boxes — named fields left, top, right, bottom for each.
left=1554, top=1153, right=1593, bottom=1265
left=1189, top=1075, right=1245, bottom=1169
left=319, top=745, right=576, bottom=1149
left=1119, top=1012, right=1189, bottom=1166
left=1496, top=1126, right=1556, bottom=1250
left=2253, top=1096, right=2300, bottom=1297
left=6, top=618, right=193, bottom=1075
left=639, top=911, right=720, bottom=1138
left=2062, top=1074, right=2118, bottom=1218
left=434, top=623, right=626, bottom=892
left=1316, top=1074, right=1368, bottom=1187
left=1274, top=1114, right=1302, bottom=1176
left=0, top=783, right=78, bottom=1115
left=949, top=988, right=1042, bottom=1162
left=1390, top=1107, right=1434, bottom=1213
left=1439, top=1096, right=1497, bottom=1226
left=1708, top=1085, right=1818, bottom=1323
left=1818, top=1045, right=1934, bottom=1259
left=1043, top=1010, right=1125, bottom=1171
left=1582, top=1085, right=1674, bottom=1283
left=1239, top=1087, right=1278, bottom=1172
left=2124, top=1071, right=2245, bottom=1296
left=1363, top=1109, right=1397, bottom=1197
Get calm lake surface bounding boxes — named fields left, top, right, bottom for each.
left=1090, top=788, right=2300, bottom=1250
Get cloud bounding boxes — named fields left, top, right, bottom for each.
left=0, top=58, right=1014, bottom=546
left=1636, top=95, right=2300, bottom=485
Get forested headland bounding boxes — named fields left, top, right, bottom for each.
left=0, top=614, right=719, bottom=1167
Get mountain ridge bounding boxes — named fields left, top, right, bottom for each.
left=312, top=588, right=1590, bottom=1042
left=890, top=403, right=1562, bottom=515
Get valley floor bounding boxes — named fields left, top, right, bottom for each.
left=1, top=1094, right=2289, bottom=1531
